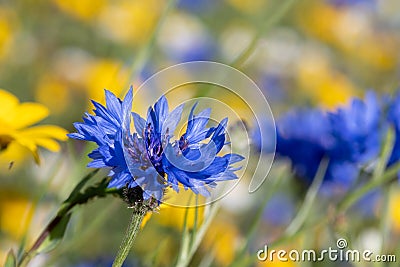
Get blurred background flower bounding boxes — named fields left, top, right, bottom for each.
left=0, top=89, right=67, bottom=166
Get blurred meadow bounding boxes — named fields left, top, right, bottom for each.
left=1, top=0, right=400, bottom=266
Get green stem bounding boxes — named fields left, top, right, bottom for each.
left=231, top=0, right=298, bottom=69
left=112, top=210, right=146, bottom=267
left=175, top=202, right=220, bottom=267
left=338, top=161, right=400, bottom=213
left=285, top=158, right=328, bottom=236
left=17, top=171, right=121, bottom=267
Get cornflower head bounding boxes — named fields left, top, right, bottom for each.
left=274, top=92, right=384, bottom=190
left=130, top=96, right=244, bottom=198
left=276, top=108, right=334, bottom=183
left=387, top=92, right=400, bottom=166
left=328, top=91, right=383, bottom=164
left=69, top=88, right=244, bottom=208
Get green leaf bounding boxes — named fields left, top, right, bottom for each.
left=338, top=161, right=400, bottom=213
left=64, top=169, right=99, bottom=204
left=284, top=158, right=328, bottom=236
left=4, top=250, right=16, bottom=267
left=37, top=214, right=72, bottom=254
left=373, top=127, right=395, bottom=181
left=58, top=176, right=118, bottom=218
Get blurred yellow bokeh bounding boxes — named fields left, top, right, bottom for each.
left=203, top=218, right=240, bottom=266
left=154, top=190, right=205, bottom=229
left=0, top=194, right=34, bottom=240
left=225, top=0, right=268, bottom=14
left=35, top=76, right=71, bottom=115
left=97, top=0, right=163, bottom=45
left=0, top=8, right=15, bottom=61
left=389, top=191, right=400, bottom=232
left=298, top=2, right=397, bottom=71
left=52, top=0, right=107, bottom=22
left=295, top=52, right=357, bottom=109
left=82, top=59, right=130, bottom=103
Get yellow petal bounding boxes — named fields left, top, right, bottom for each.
left=18, top=125, right=68, bottom=141
left=141, top=212, right=152, bottom=228
left=0, top=142, right=30, bottom=172
left=10, top=125, right=67, bottom=164
left=0, top=89, right=19, bottom=118
left=32, top=137, right=61, bottom=152
left=0, top=195, right=34, bottom=240
left=11, top=136, right=40, bottom=163
left=10, top=103, right=49, bottom=129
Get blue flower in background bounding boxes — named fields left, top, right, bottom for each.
left=158, top=13, right=217, bottom=63
left=328, top=91, right=383, bottom=164
left=69, top=89, right=244, bottom=201
left=351, top=188, right=381, bottom=217
left=328, top=0, right=376, bottom=8
left=263, top=194, right=295, bottom=226
left=251, top=117, right=276, bottom=154
left=274, top=92, right=384, bottom=188
left=177, top=0, right=217, bottom=13
left=276, top=108, right=334, bottom=183
left=387, top=92, right=400, bottom=166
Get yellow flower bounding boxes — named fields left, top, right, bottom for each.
left=0, top=8, right=15, bottom=60
left=152, top=190, right=205, bottom=229
left=35, top=75, right=71, bottom=115
left=82, top=59, right=129, bottom=103
left=297, top=2, right=397, bottom=71
left=203, top=218, right=240, bottom=266
left=257, top=257, right=296, bottom=267
left=0, top=89, right=68, bottom=164
left=0, top=193, right=34, bottom=240
left=97, top=0, right=163, bottom=45
left=51, top=0, right=107, bottom=22
left=295, top=52, right=357, bottom=109
left=390, top=191, right=400, bottom=232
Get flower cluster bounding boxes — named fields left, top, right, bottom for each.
left=69, top=88, right=244, bottom=201
left=272, top=91, right=393, bottom=189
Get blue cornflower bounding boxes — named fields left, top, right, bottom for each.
left=69, top=89, right=244, bottom=201
left=274, top=92, right=384, bottom=188
left=276, top=108, right=334, bottom=183
left=328, top=92, right=383, bottom=164
left=387, top=92, right=400, bottom=166
left=132, top=100, right=245, bottom=197
left=68, top=88, right=135, bottom=191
